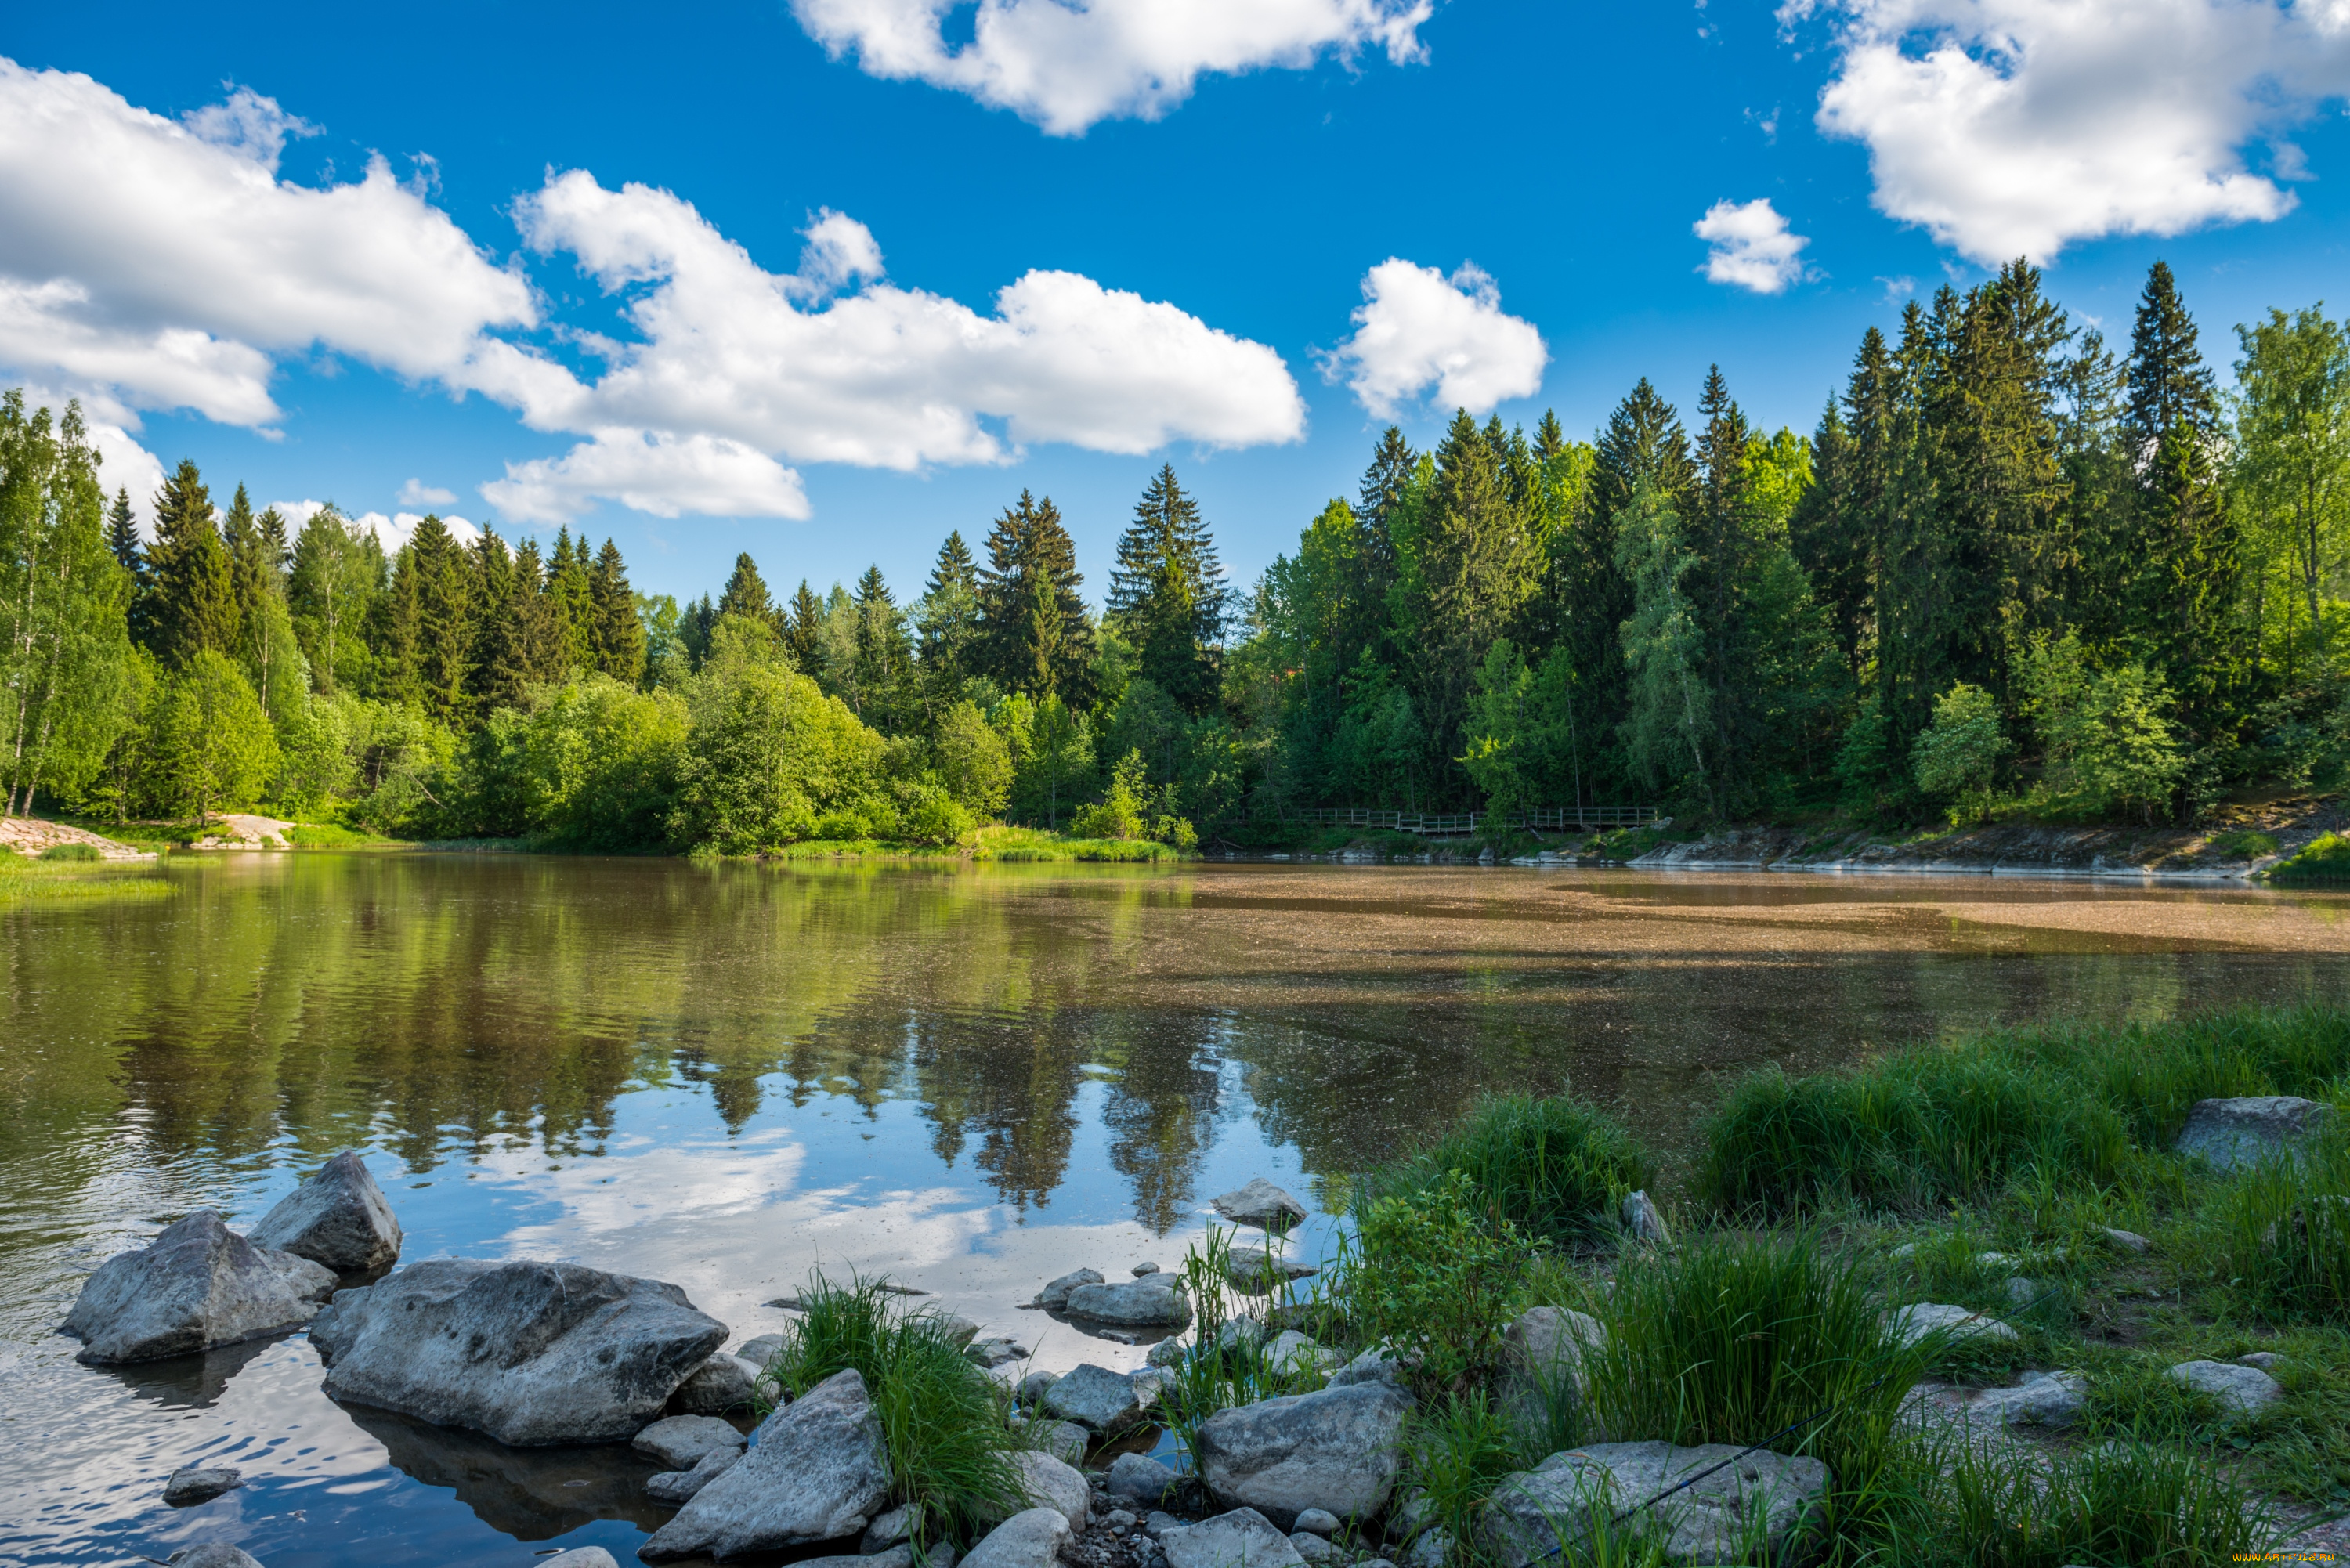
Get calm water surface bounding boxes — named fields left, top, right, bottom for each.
left=5, top=853, right=2348, bottom=1566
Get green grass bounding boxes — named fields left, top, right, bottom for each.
left=2206, top=828, right=2280, bottom=858
left=1895, top=1433, right=2272, bottom=1566
left=1701, top=1006, right=2350, bottom=1216
left=2269, top=830, right=2350, bottom=883
left=0, top=853, right=171, bottom=905
left=2194, top=1137, right=2350, bottom=1323
left=1357, top=1093, right=1653, bottom=1246
left=283, top=822, right=388, bottom=848
left=38, top=841, right=101, bottom=862
left=755, top=1274, right=1025, bottom=1547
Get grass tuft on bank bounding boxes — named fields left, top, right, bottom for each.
left=1355, top=1093, right=1652, bottom=1245
left=0, top=848, right=170, bottom=905
left=2267, top=830, right=2350, bottom=883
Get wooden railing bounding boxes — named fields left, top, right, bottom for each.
left=1288, top=805, right=1662, bottom=836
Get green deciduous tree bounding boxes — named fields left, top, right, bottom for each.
left=1911, top=682, right=2011, bottom=823
left=145, top=648, right=279, bottom=822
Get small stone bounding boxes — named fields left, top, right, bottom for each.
left=2100, top=1227, right=2153, bottom=1255
left=2005, top=1277, right=2044, bottom=1310
left=544, top=1552, right=623, bottom=1568
left=1131, top=1367, right=1173, bottom=1411
left=1885, top=1303, right=2019, bottom=1350
left=1293, top=1509, right=1340, bottom=1537
left=1147, top=1337, right=1191, bottom=1368
left=1104, top=1451, right=1177, bottom=1506
left=1032, top=1420, right=1090, bottom=1465
left=168, top=1549, right=266, bottom=1568
left=1041, top=1364, right=1142, bottom=1434
left=633, top=1414, right=747, bottom=1469
left=964, top=1507, right=1072, bottom=1568
left=1217, top=1318, right=1268, bottom=1354
left=2168, top=1359, right=2285, bottom=1418
left=1036, top=1269, right=1106, bottom=1310
left=1161, top=1508, right=1305, bottom=1568
left=862, top=1501, right=916, bottom=1552
left=1327, top=1346, right=1406, bottom=1393
left=163, top=1465, right=243, bottom=1506
left=1106, top=1510, right=1137, bottom=1529
left=1133, top=1263, right=1162, bottom=1277
left=1144, top=1512, right=1188, bottom=1539
left=1002, top=1449, right=1089, bottom=1532
left=669, top=1352, right=761, bottom=1415
left=930, top=1313, right=982, bottom=1348
left=2238, top=1351, right=2283, bottom=1371
left=1621, top=1190, right=1670, bottom=1245
left=736, top=1332, right=785, bottom=1364
left=1889, top=1242, right=1918, bottom=1261
left=967, top=1337, right=1026, bottom=1368
left=647, top=1447, right=742, bottom=1505
left=1397, top=1526, right=1448, bottom=1568
left=1017, top=1370, right=1061, bottom=1404
left=1969, top=1371, right=2087, bottom=1428
left=1212, top=1179, right=1310, bottom=1230
left=1290, top=1533, right=1337, bottom=1564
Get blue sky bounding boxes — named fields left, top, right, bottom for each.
left=8, top=0, right=2350, bottom=608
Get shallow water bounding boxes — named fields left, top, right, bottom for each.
left=4, top=853, right=2347, bottom=1566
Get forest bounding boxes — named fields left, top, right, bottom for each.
left=3, top=258, right=2347, bottom=853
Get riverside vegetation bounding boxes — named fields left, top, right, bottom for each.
left=761, top=1003, right=2349, bottom=1567
left=10, top=260, right=2350, bottom=858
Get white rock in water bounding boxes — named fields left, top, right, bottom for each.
left=1213, top=1179, right=1309, bottom=1229
left=1160, top=1508, right=1305, bottom=1568
left=633, top=1414, right=747, bottom=1469
left=315, top=1259, right=725, bottom=1446
left=1195, top=1382, right=1410, bottom=1530
left=1482, top=1441, right=1830, bottom=1565
left=2169, top=1359, right=2285, bottom=1418
left=1035, top=1269, right=1105, bottom=1310
left=963, top=1508, right=1072, bottom=1568
left=544, top=1548, right=622, bottom=1567
left=163, top=1465, right=244, bottom=1506
left=639, top=1367, right=892, bottom=1562
left=167, top=1548, right=266, bottom=1568
left=1066, top=1279, right=1193, bottom=1328
left=2175, top=1097, right=2337, bottom=1172
left=63, top=1211, right=331, bottom=1364
left=247, top=1151, right=403, bottom=1274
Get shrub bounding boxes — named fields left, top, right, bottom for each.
left=2270, top=831, right=2350, bottom=884
left=1327, top=1170, right=1533, bottom=1396
left=1069, top=749, right=1147, bottom=841
left=39, top=842, right=101, bottom=862
left=761, top=1274, right=1023, bottom=1545
left=1358, top=1094, right=1652, bottom=1246
left=1911, top=681, right=2012, bottom=824
left=1580, top=1231, right=1928, bottom=1496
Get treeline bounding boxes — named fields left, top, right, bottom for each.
left=5, top=258, right=2348, bottom=848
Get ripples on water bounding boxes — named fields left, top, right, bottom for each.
left=4, top=853, right=2346, bottom=1564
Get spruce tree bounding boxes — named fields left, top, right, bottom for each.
left=106, top=486, right=152, bottom=648
left=1107, top=464, right=1227, bottom=714
left=680, top=594, right=718, bottom=671
left=146, top=459, right=238, bottom=667
left=785, top=580, right=824, bottom=670
left=718, top=551, right=775, bottom=627
left=915, top=532, right=984, bottom=717
left=977, top=490, right=1094, bottom=703
left=2124, top=259, right=2234, bottom=717
left=409, top=515, right=473, bottom=722
left=589, top=539, right=646, bottom=684
left=468, top=528, right=528, bottom=713
left=548, top=527, right=594, bottom=670
left=1411, top=411, right=1542, bottom=779
left=849, top=564, right=912, bottom=724
left=509, top=537, right=569, bottom=686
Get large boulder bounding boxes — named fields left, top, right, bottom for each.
left=63, top=1212, right=334, bottom=1364
left=247, top=1151, right=402, bottom=1275
left=1213, top=1180, right=1309, bottom=1230
left=963, top=1508, right=1071, bottom=1568
left=315, top=1259, right=725, bottom=1446
left=1497, top=1307, right=1606, bottom=1442
left=1160, top=1508, right=1305, bottom=1568
left=1105, top=1452, right=1178, bottom=1506
left=1000, top=1449, right=1088, bottom=1531
left=2175, top=1097, right=2337, bottom=1172
left=1195, top=1382, right=1410, bottom=1530
left=647, top=1447, right=741, bottom=1505
left=1066, top=1278, right=1193, bottom=1328
left=1226, top=1245, right=1318, bottom=1295
left=1483, top=1443, right=1829, bottom=1566
left=632, top=1414, right=746, bottom=1469
left=639, top=1367, right=891, bottom=1563
left=1040, top=1364, right=1143, bottom=1434
left=2169, top=1359, right=2285, bottom=1418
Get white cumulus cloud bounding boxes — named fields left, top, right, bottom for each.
left=481, top=431, right=812, bottom=524
left=509, top=170, right=1304, bottom=475
left=0, top=60, right=1307, bottom=526
left=1788, top=0, right=2350, bottom=263
left=1320, top=258, right=1548, bottom=420
left=1694, top=198, right=1811, bottom=294
left=790, top=0, right=1433, bottom=135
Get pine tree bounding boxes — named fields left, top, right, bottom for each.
left=1411, top=411, right=1542, bottom=780
left=680, top=594, right=718, bottom=671
left=915, top=531, right=984, bottom=720
left=548, top=527, right=594, bottom=670
left=105, top=486, right=151, bottom=649
left=977, top=490, right=1094, bottom=703
left=1690, top=367, right=1763, bottom=799
left=848, top=564, right=912, bottom=724
left=410, top=515, right=473, bottom=722
left=467, top=528, right=528, bottom=713
left=718, top=551, right=775, bottom=627
left=1107, top=464, right=1227, bottom=714
left=589, top=538, right=646, bottom=685
left=509, top=537, right=569, bottom=685
left=146, top=459, right=238, bottom=667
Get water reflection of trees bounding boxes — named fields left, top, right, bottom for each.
left=7, top=857, right=2349, bottom=1244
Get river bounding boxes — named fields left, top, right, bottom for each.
left=4, top=853, right=2346, bottom=1565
